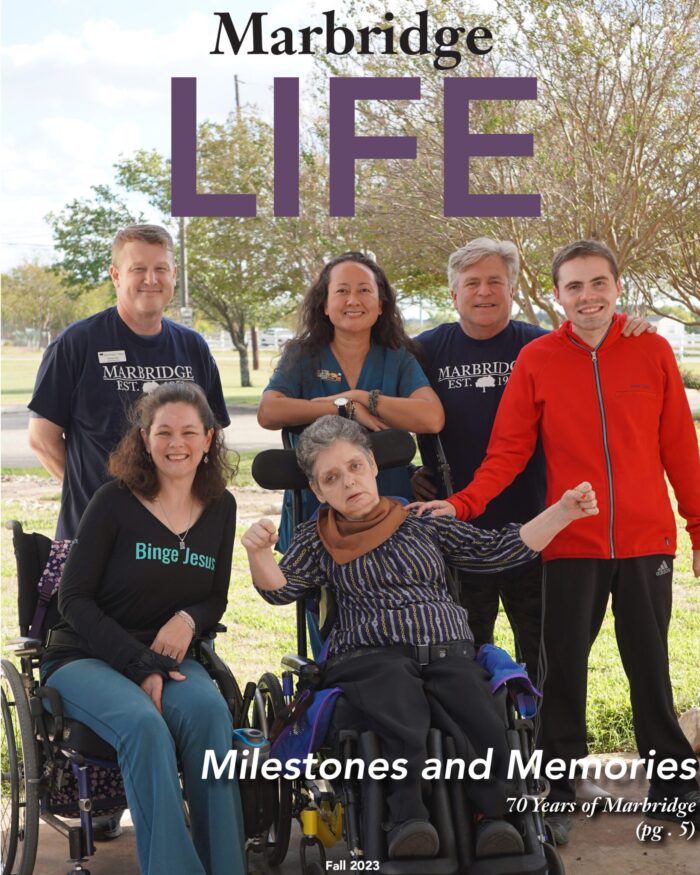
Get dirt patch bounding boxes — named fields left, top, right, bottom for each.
left=0, top=475, right=283, bottom=528
left=230, top=486, right=283, bottom=527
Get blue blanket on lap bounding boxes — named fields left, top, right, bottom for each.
left=270, top=644, right=541, bottom=764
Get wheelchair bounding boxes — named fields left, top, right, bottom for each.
left=248, top=428, right=566, bottom=875
left=1, top=519, right=268, bottom=875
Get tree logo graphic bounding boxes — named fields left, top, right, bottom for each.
left=475, top=375, right=496, bottom=392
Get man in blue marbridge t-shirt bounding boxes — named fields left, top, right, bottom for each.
left=413, top=238, right=547, bottom=680
left=29, top=224, right=230, bottom=543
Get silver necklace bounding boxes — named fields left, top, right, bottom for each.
left=156, top=496, right=193, bottom=550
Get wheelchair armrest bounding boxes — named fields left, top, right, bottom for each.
left=198, top=623, right=227, bottom=641
left=33, top=686, right=64, bottom=742
left=281, top=654, right=315, bottom=672
left=281, top=654, right=322, bottom=688
left=6, top=637, right=44, bottom=657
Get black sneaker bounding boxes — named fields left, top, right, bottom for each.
left=92, top=815, right=123, bottom=841
left=387, top=819, right=440, bottom=859
left=475, top=819, right=525, bottom=858
left=544, top=815, right=571, bottom=846
left=645, top=789, right=700, bottom=826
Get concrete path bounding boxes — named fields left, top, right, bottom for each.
left=4, top=390, right=700, bottom=469
left=0, top=406, right=280, bottom=468
left=28, top=763, right=698, bottom=874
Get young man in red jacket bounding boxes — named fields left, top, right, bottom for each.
left=416, top=240, right=700, bottom=842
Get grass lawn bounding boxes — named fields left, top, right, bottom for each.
left=0, top=346, right=275, bottom=408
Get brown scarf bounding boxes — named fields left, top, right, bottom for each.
left=317, top=497, right=409, bottom=565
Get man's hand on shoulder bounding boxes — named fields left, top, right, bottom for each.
left=407, top=499, right=457, bottom=518
left=621, top=315, right=657, bottom=337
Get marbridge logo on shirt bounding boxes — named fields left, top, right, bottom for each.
left=437, top=361, right=515, bottom=391
left=102, top=364, right=195, bottom=393
left=135, top=542, right=216, bottom=570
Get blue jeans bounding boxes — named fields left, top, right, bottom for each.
left=45, top=658, right=245, bottom=875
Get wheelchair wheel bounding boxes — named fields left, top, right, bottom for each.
left=252, top=672, right=292, bottom=867
left=543, top=840, right=566, bottom=875
left=1, top=660, right=40, bottom=875
left=1, top=686, right=19, bottom=875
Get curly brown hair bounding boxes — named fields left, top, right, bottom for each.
left=282, top=252, right=420, bottom=366
left=108, top=382, right=236, bottom=502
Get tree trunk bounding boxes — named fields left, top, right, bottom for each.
left=238, top=346, right=251, bottom=387
left=225, top=322, right=252, bottom=388
left=251, top=325, right=259, bottom=370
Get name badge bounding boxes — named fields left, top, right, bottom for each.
left=98, top=350, right=127, bottom=363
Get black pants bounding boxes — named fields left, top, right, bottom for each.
left=537, top=556, right=699, bottom=802
left=323, top=647, right=511, bottom=826
left=458, top=560, right=542, bottom=680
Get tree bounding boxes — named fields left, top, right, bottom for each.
left=182, top=115, right=302, bottom=385
left=46, top=185, right=143, bottom=288
left=311, top=0, right=700, bottom=324
left=1, top=261, right=111, bottom=343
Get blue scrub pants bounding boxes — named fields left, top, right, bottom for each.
left=46, top=658, right=246, bottom=875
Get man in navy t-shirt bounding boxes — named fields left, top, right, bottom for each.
left=28, top=224, right=230, bottom=542
left=414, top=238, right=548, bottom=678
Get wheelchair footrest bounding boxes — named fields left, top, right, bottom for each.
left=466, top=852, right=548, bottom=875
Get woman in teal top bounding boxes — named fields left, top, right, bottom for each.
left=259, top=251, right=444, bottom=551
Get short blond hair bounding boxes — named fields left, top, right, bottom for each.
left=112, top=224, right=174, bottom=265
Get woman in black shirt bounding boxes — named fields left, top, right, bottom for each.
left=42, top=382, right=245, bottom=875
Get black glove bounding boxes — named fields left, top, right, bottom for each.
left=123, top=649, right=181, bottom=685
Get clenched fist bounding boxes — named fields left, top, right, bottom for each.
left=241, top=518, right=278, bottom=553
left=558, top=482, right=598, bottom=521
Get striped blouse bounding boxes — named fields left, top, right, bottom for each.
left=259, top=512, right=537, bottom=658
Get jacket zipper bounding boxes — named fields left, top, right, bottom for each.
left=567, top=331, right=615, bottom=558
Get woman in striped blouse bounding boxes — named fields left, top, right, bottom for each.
left=243, top=416, right=598, bottom=861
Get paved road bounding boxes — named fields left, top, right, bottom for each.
left=1, top=405, right=281, bottom=468
left=4, top=391, right=700, bottom=469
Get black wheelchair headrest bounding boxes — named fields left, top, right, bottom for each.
left=252, top=428, right=416, bottom=491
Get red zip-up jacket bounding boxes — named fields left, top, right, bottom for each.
left=447, top=315, right=700, bottom=561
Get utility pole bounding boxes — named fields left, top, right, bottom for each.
left=178, top=216, right=191, bottom=328
left=235, top=73, right=259, bottom=370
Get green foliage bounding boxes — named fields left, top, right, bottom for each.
left=1, top=262, right=97, bottom=340
left=313, top=0, right=700, bottom=323
left=46, top=185, right=143, bottom=288
left=115, top=149, right=171, bottom=216
left=680, top=368, right=700, bottom=390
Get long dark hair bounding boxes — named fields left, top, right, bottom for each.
left=108, top=382, right=237, bottom=503
left=284, top=252, right=419, bottom=362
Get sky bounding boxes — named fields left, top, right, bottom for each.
left=1, top=0, right=319, bottom=271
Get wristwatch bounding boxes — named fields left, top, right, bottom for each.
left=334, top=397, right=350, bottom=418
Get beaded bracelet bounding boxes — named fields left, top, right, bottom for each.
left=368, top=389, right=381, bottom=416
